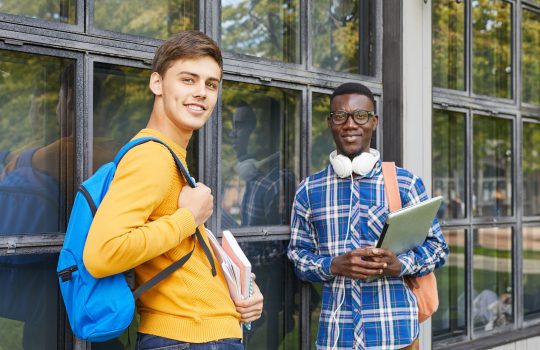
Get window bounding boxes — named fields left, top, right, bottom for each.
left=432, top=109, right=467, bottom=221
left=523, top=119, right=540, bottom=216
left=433, top=229, right=466, bottom=339
left=432, top=1, right=540, bottom=347
left=221, top=0, right=300, bottom=63
left=432, top=0, right=465, bottom=90
left=92, top=0, right=198, bottom=39
left=311, top=0, right=376, bottom=75
left=220, top=81, right=300, bottom=228
left=522, top=8, right=540, bottom=106
left=472, top=114, right=513, bottom=218
left=472, top=0, right=512, bottom=99
left=1, top=2, right=382, bottom=349
left=0, top=0, right=77, bottom=24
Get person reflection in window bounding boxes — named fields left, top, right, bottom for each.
left=230, top=99, right=295, bottom=226
left=228, top=99, right=298, bottom=349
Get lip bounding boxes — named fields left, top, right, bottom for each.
left=184, top=102, right=207, bottom=111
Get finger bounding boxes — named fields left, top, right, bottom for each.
left=351, top=257, right=387, bottom=270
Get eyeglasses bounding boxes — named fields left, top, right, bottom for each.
left=329, top=109, right=375, bottom=125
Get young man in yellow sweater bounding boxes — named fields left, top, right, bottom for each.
left=83, top=31, right=264, bottom=350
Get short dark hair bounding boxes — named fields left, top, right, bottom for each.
left=152, top=30, right=223, bottom=77
left=330, top=82, right=376, bottom=109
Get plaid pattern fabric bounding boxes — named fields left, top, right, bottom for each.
left=287, top=161, right=448, bottom=350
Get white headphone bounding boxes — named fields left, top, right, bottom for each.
left=329, top=148, right=380, bottom=178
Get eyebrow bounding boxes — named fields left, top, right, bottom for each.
left=177, top=71, right=221, bottom=83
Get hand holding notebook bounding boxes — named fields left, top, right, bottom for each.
left=206, top=229, right=253, bottom=329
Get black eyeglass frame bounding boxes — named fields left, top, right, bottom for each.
left=328, top=109, right=376, bottom=125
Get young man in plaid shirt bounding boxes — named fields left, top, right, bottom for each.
left=288, top=82, right=448, bottom=350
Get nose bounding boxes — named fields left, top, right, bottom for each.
left=193, top=82, right=207, bottom=99
left=343, top=114, right=358, bottom=128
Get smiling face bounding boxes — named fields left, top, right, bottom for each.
left=148, top=56, right=222, bottom=146
left=329, top=93, right=378, bottom=158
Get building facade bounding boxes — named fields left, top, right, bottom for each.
left=0, top=1, right=538, bottom=350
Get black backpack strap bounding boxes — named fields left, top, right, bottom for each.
left=119, top=137, right=217, bottom=299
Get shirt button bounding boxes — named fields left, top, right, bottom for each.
left=354, top=308, right=359, bottom=312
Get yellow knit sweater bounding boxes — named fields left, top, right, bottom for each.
left=83, top=129, right=241, bottom=342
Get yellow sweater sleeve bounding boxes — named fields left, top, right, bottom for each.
left=83, top=143, right=196, bottom=278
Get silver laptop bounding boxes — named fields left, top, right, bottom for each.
left=376, top=196, right=443, bottom=255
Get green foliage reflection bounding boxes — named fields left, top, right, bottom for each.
left=93, top=0, right=197, bottom=39
left=432, top=0, right=465, bottom=90
left=0, top=0, right=76, bottom=24
left=522, top=9, right=540, bottom=105
left=472, top=0, right=512, bottom=99
left=221, top=0, right=300, bottom=63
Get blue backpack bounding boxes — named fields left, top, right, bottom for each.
left=57, top=137, right=216, bottom=342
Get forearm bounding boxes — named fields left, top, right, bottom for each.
left=84, top=208, right=196, bottom=278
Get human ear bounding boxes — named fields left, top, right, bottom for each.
left=149, top=72, right=163, bottom=96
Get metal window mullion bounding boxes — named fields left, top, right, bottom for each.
left=466, top=226, right=473, bottom=341
left=465, top=0, right=472, bottom=96
left=301, top=0, right=309, bottom=70
left=515, top=108, right=524, bottom=329
left=465, top=107, right=474, bottom=340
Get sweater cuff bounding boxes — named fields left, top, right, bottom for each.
left=171, top=208, right=197, bottom=243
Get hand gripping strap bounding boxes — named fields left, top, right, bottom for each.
left=118, top=137, right=216, bottom=299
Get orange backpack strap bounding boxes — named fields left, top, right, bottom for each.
left=381, top=161, right=439, bottom=323
left=381, top=162, right=401, bottom=212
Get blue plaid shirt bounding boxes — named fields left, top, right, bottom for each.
left=287, top=161, right=448, bottom=350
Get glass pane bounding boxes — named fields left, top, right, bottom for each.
left=0, top=254, right=59, bottom=350
left=0, top=51, right=75, bottom=234
left=432, top=109, right=467, bottom=220
left=433, top=229, right=466, bottom=339
left=93, top=0, right=197, bottom=40
left=221, top=0, right=300, bottom=63
left=310, top=283, right=323, bottom=348
left=92, top=63, right=153, bottom=169
left=523, top=226, right=540, bottom=319
left=0, top=0, right=76, bottom=24
left=432, top=0, right=465, bottom=90
left=522, top=8, right=540, bottom=105
left=240, top=240, right=300, bottom=350
left=220, top=82, right=299, bottom=228
left=472, top=0, right=512, bottom=99
left=311, top=0, right=376, bottom=75
left=523, top=121, right=540, bottom=216
left=311, top=93, right=333, bottom=174
left=473, top=227, right=513, bottom=332
left=472, top=115, right=513, bottom=218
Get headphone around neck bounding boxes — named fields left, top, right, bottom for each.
left=329, top=148, right=380, bottom=178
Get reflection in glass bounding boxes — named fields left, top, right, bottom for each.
left=472, top=0, right=512, bottom=98
left=93, top=0, right=197, bottom=39
left=473, top=227, right=513, bottom=332
left=311, top=0, right=376, bottom=75
left=221, top=0, right=300, bottom=63
left=238, top=240, right=300, bottom=350
left=432, top=109, right=466, bottom=220
left=432, top=0, right=465, bottom=90
left=311, top=93, right=333, bottom=174
left=523, top=122, right=540, bottom=216
left=472, top=115, right=512, bottom=218
left=92, top=63, right=153, bottom=169
left=522, top=8, right=540, bottom=105
left=0, top=51, right=75, bottom=234
left=433, top=229, right=466, bottom=339
left=523, top=226, right=540, bottom=319
left=0, top=0, right=76, bottom=24
left=0, top=254, right=59, bottom=350
left=220, top=82, right=299, bottom=228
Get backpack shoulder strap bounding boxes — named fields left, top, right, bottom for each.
left=381, top=162, right=402, bottom=212
left=115, top=137, right=196, bottom=188
left=115, top=137, right=217, bottom=299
